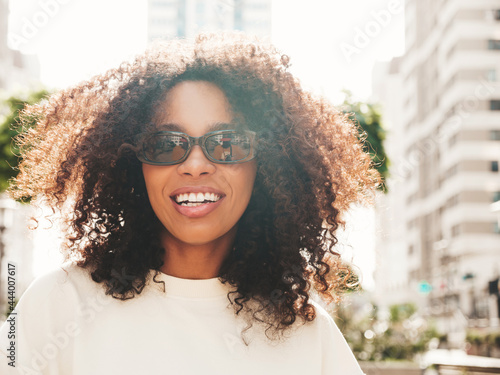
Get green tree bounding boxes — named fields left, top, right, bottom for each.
left=0, top=89, right=50, bottom=193
left=341, top=91, right=389, bottom=193
left=334, top=301, right=440, bottom=362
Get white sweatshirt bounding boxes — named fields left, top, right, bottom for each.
left=0, top=262, right=364, bottom=375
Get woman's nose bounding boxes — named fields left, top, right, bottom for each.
left=177, top=145, right=216, bottom=177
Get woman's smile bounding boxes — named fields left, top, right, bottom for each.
left=170, top=185, right=226, bottom=218
left=141, top=80, right=257, bottom=247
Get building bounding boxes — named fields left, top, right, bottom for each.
left=0, top=197, right=38, bottom=314
left=373, top=0, right=500, bottom=344
left=372, top=57, right=426, bottom=309
left=0, top=0, right=40, bottom=317
left=148, top=0, right=272, bottom=41
left=0, top=0, right=39, bottom=92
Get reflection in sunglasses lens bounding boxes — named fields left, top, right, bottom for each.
left=206, top=133, right=251, bottom=162
left=142, top=131, right=252, bottom=163
left=144, top=134, right=189, bottom=163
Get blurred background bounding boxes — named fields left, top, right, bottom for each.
left=0, top=0, right=499, bottom=373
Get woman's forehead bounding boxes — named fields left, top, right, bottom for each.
left=147, top=80, right=249, bottom=134
left=153, top=81, right=232, bottom=120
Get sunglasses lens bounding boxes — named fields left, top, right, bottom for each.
left=205, top=132, right=253, bottom=162
left=138, top=130, right=255, bottom=164
left=142, top=134, right=189, bottom=163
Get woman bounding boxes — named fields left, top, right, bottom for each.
left=0, top=33, right=380, bottom=374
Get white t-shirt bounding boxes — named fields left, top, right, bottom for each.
left=0, top=262, right=364, bottom=375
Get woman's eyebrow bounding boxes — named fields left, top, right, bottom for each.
left=157, top=123, right=184, bottom=132
left=208, top=122, right=236, bottom=131
left=157, top=122, right=237, bottom=132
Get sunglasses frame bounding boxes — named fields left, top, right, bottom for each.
left=136, top=129, right=257, bottom=166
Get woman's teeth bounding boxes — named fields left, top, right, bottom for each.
left=174, top=192, right=222, bottom=206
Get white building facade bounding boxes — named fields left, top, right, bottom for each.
left=373, top=0, right=500, bottom=343
left=0, top=0, right=41, bottom=317
left=148, top=0, right=272, bottom=41
left=372, top=57, right=426, bottom=309
left=0, top=0, right=39, bottom=93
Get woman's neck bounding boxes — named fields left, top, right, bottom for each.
left=159, top=226, right=237, bottom=279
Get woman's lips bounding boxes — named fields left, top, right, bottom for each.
left=170, top=196, right=225, bottom=218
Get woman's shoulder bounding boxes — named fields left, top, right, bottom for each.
left=29, top=261, right=91, bottom=284
left=295, top=298, right=356, bottom=352
left=30, top=261, right=93, bottom=287
left=307, top=298, right=338, bottom=328
left=307, top=299, right=365, bottom=374
left=16, top=262, right=99, bottom=308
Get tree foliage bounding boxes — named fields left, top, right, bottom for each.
left=0, top=89, right=50, bottom=194
left=341, top=91, right=389, bottom=193
left=335, top=301, right=439, bottom=362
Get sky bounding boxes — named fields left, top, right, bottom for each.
left=7, top=0, right=405, bottom=289
left=8, top=0, right=405, bottom=100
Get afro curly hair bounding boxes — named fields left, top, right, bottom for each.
left=10, top=32, right=381, bottom=342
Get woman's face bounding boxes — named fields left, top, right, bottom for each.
left=142, top=81, right=257, bottom=246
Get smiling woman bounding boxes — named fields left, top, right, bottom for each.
left=0, top=33, right=379, bottom=374
left=142, top=81, right=257, bottom=278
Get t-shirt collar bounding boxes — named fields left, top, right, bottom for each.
left=149, top=270, right=237, bottom=299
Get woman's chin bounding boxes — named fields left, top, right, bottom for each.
left=165, top=230, right=225, bottom=246
left=161, top=223, right=238, bottom=248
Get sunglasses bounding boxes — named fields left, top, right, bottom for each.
left=135, top=129, right=257, bottom=165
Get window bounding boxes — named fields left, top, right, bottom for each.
left=177, top=0, right=186, bottom=37
left=494, top=10, right=500, bottom=20
left=493, top=191, right=500, bottom=202
left=234, top=3, right=243, bottom=30
left=408, top=245, right=414, bottom=255
left=445, top=164, right=458, bottom=179
left=449, top=133, right=458, bottom=147
left=492, top=161, right=499, bottom=172
left=488, top=40, right=500, bottom=50
left=491, top=100, right=500, bottom=110
left=407, top=218, right=417, bottom=230
left=446, top=45, right=456, bottom=60
left=196, top=2, right=205, bottom=14
left=196, top=1, right=205, bottom=27
left=446, top=194, right=459, bottom=209
left=494, top=222, right=500, bottom=234
left=491, top=130, right=500, bottom=140
left=407, top=192, right=418, bottom=205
